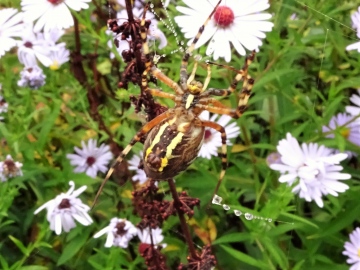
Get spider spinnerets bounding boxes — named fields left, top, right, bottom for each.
left=95, top=0, right=256, bottom=204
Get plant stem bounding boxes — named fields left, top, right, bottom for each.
left=167, top=179, right=198, bottom=260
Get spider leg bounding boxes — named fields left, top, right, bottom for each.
left=202, top=63, right=212, bottom=91
left=186, top=58, right=199, bottom=85
left=139, top=5, right=183, bottom=95
left=151, top=67, right=184, bottom=95
left=145, top=88, right=178, bottom=101
left=199, top=97, right=228, bottom=109
left=201, top=88, right=233, bottom=97
left=195, top=104, right=240, bottom=118
left=141, top=63, right=183, bottom=95
left=198, top=51, right=256, bottom=118
left=202, top=50, right=256, bottom=96
left=93, top=110, right=174, bottom=207
left=201, top=120, right=227, bottom=206
left=180, top=0, right=222, bottom=90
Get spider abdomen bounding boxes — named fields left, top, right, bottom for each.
left=143, top=117, right=204, bottom=180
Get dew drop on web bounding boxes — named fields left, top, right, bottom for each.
left=234, top=210, right=242, bottom=216
left=222, top=204, right=230, bottom=211
left=212, top=194, right=222, bottom=205
left=244, top=213, right=254, bottom=220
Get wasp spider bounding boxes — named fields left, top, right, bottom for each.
left=95, top=0, right=255, bottom=204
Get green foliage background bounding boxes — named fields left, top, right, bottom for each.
left=1, top=0, right=360, bottom=269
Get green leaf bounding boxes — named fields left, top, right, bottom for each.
left=57, top=228, right=91, bottom=266
left=36, top=100, right=61, bottom=149
left=213, top=232, right=252, bottom=245
left=280, top=212, right=319, bottom=229
left=311, top=201, right=360, bottom=238
left=292, top=260, right=306, bottom=270
left=18, top=266, right=49, bottom=270
left=8, top=235, right=29, bottom=256
left=0, top=254, right=9, bottom=270
left=261, top=237, right=288, bottom=269
left=219, top=244, right=268, bottom=268
left=254, top=69, right=299, bottom=91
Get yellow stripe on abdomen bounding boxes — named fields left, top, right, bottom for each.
left=145, top=122, right=169, bottom=159
left=159, top=131, right=184, bottom=172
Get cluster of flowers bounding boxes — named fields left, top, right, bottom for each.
left=34, top=180, right=166, bottom=249
left=269, top=133, right=350, bottom=208
left=269, top=92, right=360, bottom=209
left=111, top=0, right=274, bottom=62
left=3, top=0, right=360, bottom=268
left=268, top=92, right=360, bottom=270
left=0, top=1, right=91, bottom=89
left=175, top=0, right=274, bottom=62
left=0, top=154, right=23, bottom=182
left=268, top=7, right=360, bottom=268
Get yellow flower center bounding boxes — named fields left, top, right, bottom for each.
left=50, top=61, right=59, bottom=71
left=340, top=128, right=350, bottom=139
left=357, top=248, right=360, bottom=257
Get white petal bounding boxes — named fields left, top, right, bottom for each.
left=54, top=214, right=63, bottom=235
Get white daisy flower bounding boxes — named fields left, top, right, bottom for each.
left=343, top=227, right=360, bottom=270
left=21, top=0, right=91, bottom=32
left=17, top=23, right=52, bottom=67
left=198, top=110, right=240, bottom=159
left=137, top=226, right=166, bottom=248
left=0, top=95, right=8, bottom=114
left=40, top=28, right=69, bottom=70
left=128, top=151, right=148, bottom=185
left=270, top=133, right=351, bottom=208
left=351, top=7, right=360, bottom=30
left=346, top=40, right=360, bottom=52
left=0, top=8, right=24, bottom=58
left=346, top=89, right=360, bottom=117
left=49, top=43, right=70, bottom=70
left=346, top=7, right=360, bottom=52
left=174, top=0, right=274, bottom=62
left=43, top=27, right=64, bottom=45
left=17, top=65, right=46, bottom=89
left=34, top=181, right=93, bottom=235
left=163, top=0, right=171, bottom=7
left=117, top=0, right=170, bottom=8
left=323, top=113, right=360, bottom=147
left=0, top=155, right=23, bottom=182
left=93, top=218, right=137, bottom=248
left=66, top=139, right=113, bottom=179
left=108, top=7, right=167, bottom=59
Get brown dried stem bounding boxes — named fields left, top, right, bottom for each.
left=167, top=179, right=198, bottom=260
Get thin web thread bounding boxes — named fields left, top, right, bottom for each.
left=317, top=28, right=329, bottom=90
